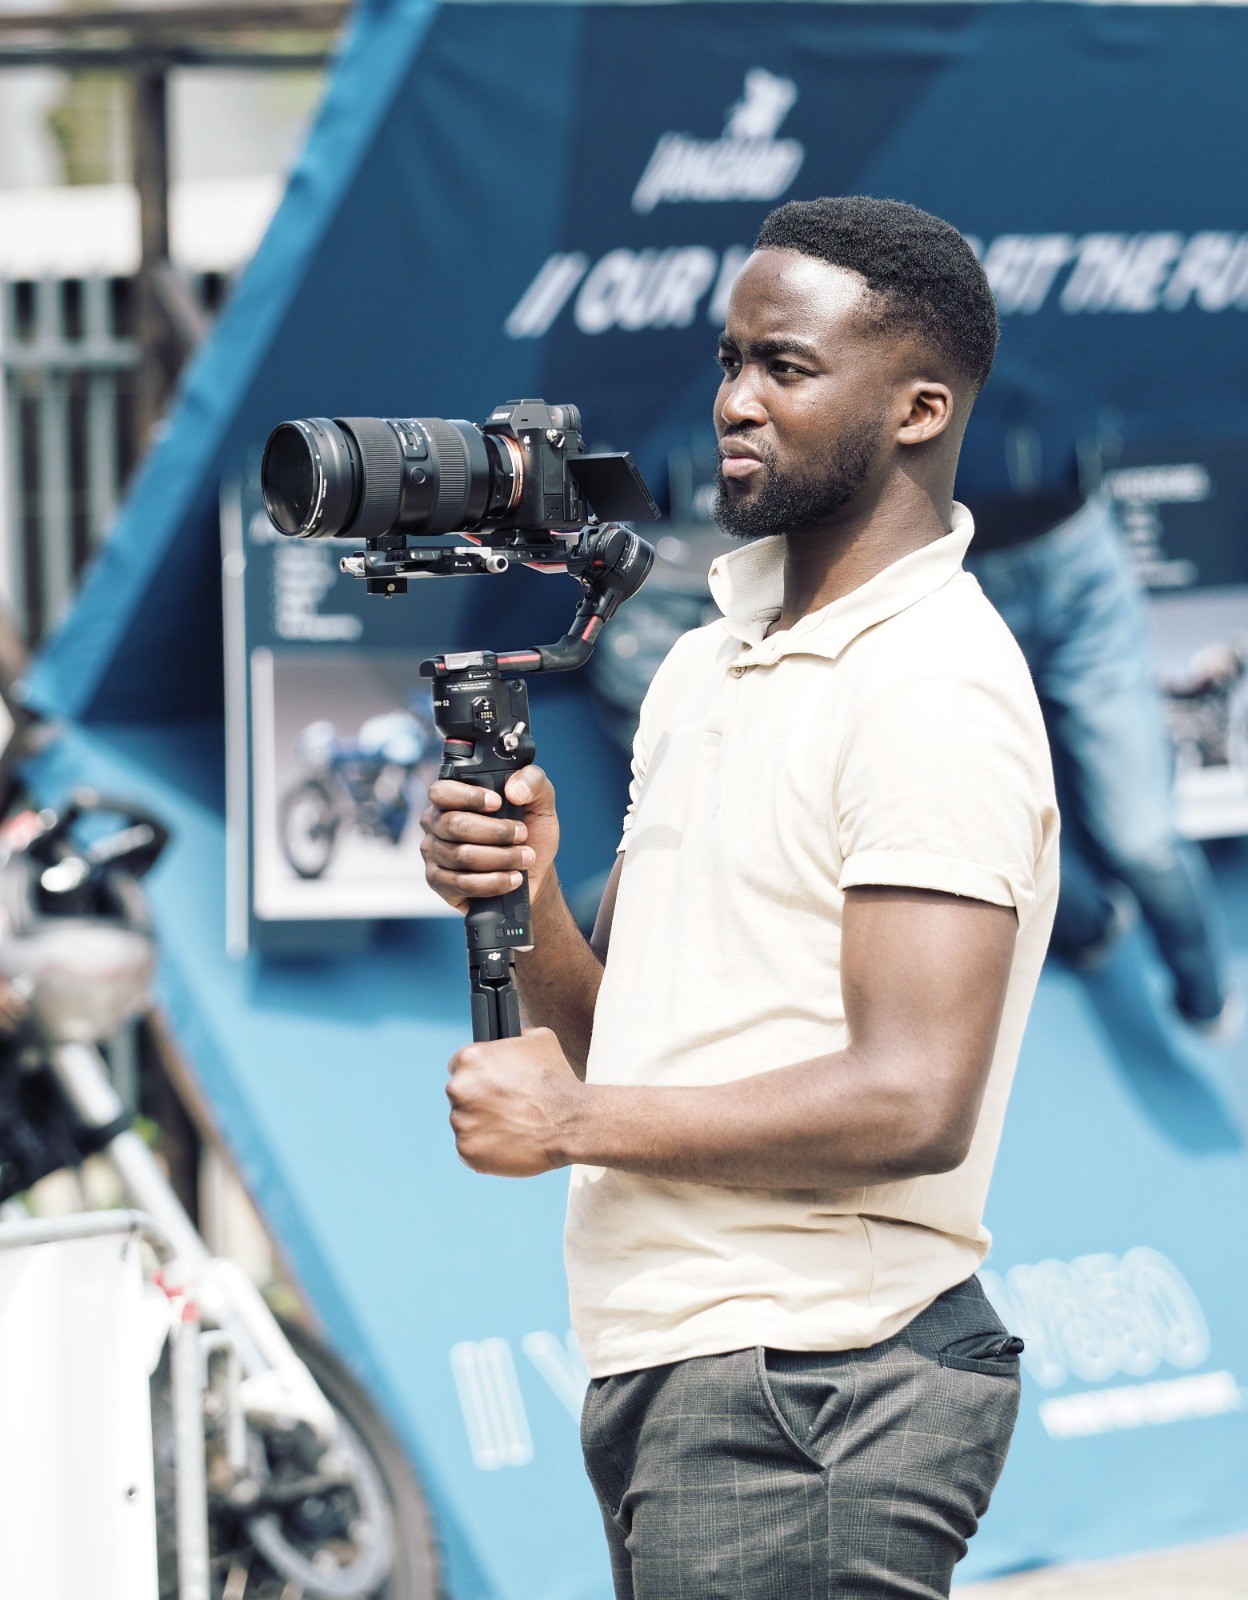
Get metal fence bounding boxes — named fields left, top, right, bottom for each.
left=0, top=271, right=224, bottom=647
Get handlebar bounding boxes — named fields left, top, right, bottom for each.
left=17, top=789, right=171, bottom=896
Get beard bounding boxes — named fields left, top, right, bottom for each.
left=713, top=413, right=885, bottom=541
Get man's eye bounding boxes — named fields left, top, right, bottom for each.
left=716, top=352, right=738, bottom=373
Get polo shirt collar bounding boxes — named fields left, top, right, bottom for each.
left=707, top=502, right=975, bottom=663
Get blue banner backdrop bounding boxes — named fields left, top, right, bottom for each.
left=25, top=4, right=1248, bottom=1596
left=29, top=0, right=1248, bottom=722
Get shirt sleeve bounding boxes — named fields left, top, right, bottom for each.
left=835, top=673, right=1054, bottom=911
left=617, top=711, right=649, bottom=853
left=616, top=633, right=682, bottom=853
left=616, top=626, right=712, bottom=853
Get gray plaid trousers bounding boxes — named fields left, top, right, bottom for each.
left=580, top=1276, right=1022, bottom=1599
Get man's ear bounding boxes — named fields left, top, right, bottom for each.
left=896, top=380, right=954, bottom=446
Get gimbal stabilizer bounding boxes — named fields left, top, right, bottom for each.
left=342, top=523, right=655, bottom=1040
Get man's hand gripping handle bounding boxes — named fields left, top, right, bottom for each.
left=421, top=653, right=539, bottom=1040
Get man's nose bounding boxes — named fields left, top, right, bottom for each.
left=717, top=374, right=767, bottom=430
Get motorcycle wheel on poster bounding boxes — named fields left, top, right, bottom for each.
left=279, top=774, right=342, bottom=879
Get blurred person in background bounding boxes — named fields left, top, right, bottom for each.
left=965, top=485, right=1240, bottom=1038
left=422, top=197, right=1057, bottom=1598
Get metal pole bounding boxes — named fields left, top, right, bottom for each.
left=35, top=277, right=71, bottom=632
left=130, top=62, right=174, bottom=448
left=83, top=274, right=121, bottom=542
left=0, top=285, right=19, bottom=628
left=0, top=1206, right=174, bottom=1256
left=172, top=1292, right=211, bottom=1600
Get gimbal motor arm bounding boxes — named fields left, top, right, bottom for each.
left=339, top=520, right=654, bottom=667
left=417, top=521, right=655, bottom=678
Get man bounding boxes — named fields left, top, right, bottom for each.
left=421, top=195, right=1059, bottom=1599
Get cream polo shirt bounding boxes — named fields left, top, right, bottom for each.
left=564, top=505, right=1059, bottom=1378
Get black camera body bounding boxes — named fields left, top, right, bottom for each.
left=261, top=398, right=659, bottom=553
left=475, top=398, right=654, bottom=539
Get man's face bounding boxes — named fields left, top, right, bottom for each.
left=713, top=249, right=897, bottom=540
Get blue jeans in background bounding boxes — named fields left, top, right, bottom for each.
left=966, top=497, right=1231, bottom=1022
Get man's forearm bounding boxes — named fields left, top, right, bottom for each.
left=448, top=885, right=1010, bottom=1187
left=515, top=878, right=603, bottom=1076
left=555, top=1045, right=974, bottom=1186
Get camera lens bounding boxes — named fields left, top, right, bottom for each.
left=262, top=415, right=523, bottom=541
left=261, top=418, right=361, bottom=539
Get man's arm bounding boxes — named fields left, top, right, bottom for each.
left=444, top=884, right=1017, bottom=1185
left=419, top=766, right=620, bottom=1076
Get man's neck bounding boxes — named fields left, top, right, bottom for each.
left=770, top=481, right=953, bottom=634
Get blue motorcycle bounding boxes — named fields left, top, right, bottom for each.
left=278, top=703, right=440, bottom=880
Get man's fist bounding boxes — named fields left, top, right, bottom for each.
left=446, top=1027, right=582, bottom=1177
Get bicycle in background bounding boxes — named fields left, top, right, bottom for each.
left=0, top=792, right=440, bottom=1600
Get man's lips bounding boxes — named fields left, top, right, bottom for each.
left=719, top=443, right=765, bottom=481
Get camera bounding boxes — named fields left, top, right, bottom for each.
left=259, top=398, right=660, bottom=1041
left=261, top=398, right=659, bottom=545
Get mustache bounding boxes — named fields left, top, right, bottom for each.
left=717, top=433, right=776, bottom=468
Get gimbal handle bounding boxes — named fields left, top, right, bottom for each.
left=415, top=523, right=655, bottom=1041
left=419, top=655, right=534, bottom=1041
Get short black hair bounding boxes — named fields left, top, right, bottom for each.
left=754, top=196, right=998, bottom=392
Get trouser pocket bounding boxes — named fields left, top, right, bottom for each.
left=580, top=1376, right=632, bottom=1519
left=756, top=1345, right=854, bottom=1470
left=939, top=1331, right=1025, bottom=1377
